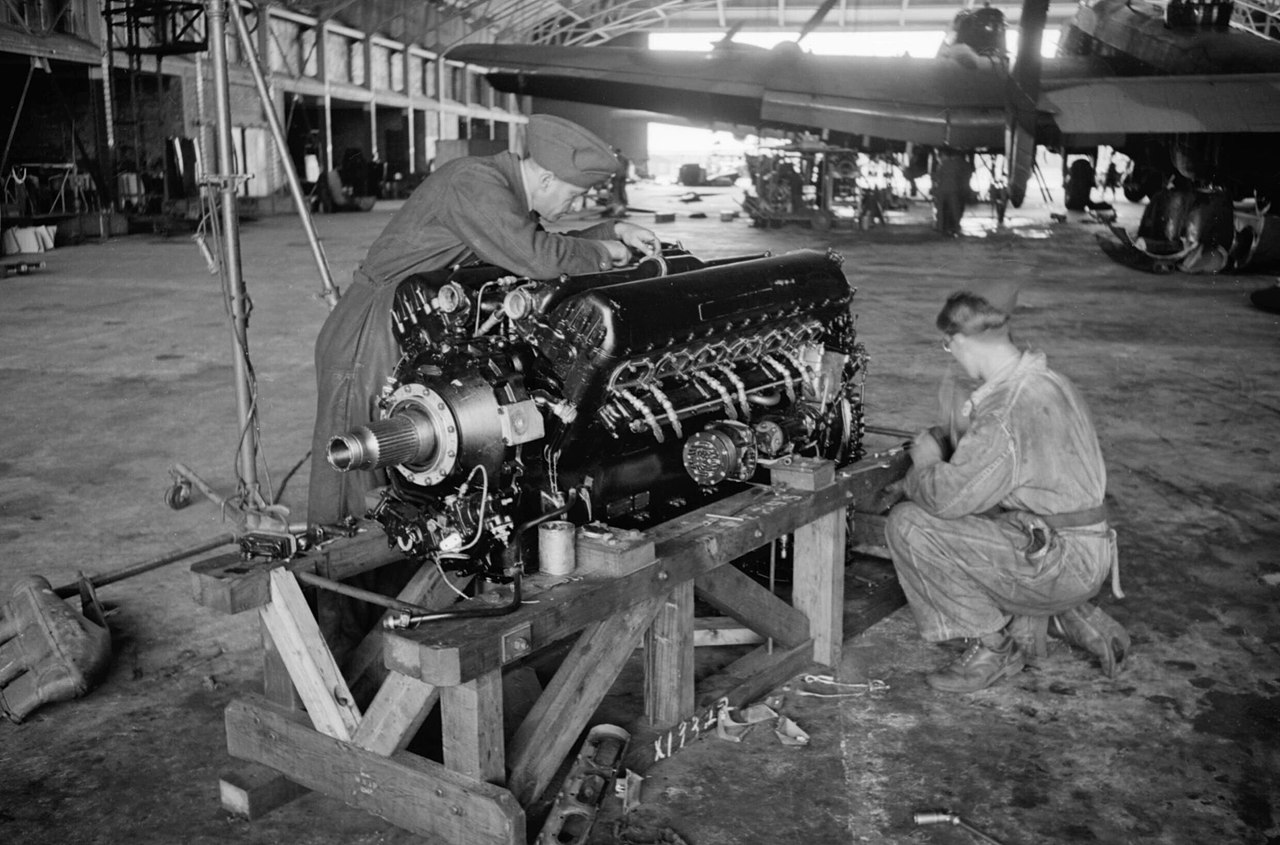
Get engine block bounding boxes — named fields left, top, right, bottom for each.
left=326, top=247, right=867, bottom=580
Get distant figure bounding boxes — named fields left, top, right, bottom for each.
left=1102, top=162, right=1121, bottom=202
left=990, top=181, right=1009, bottom=226
left=933, top=149, right=973, bottom=236
left=611, top=147, right=630, bottom=208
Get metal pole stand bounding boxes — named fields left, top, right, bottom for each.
left=165, top=0, right=344, bottom=556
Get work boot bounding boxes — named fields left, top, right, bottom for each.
left=925, top=635, right=1025, bottom=693
left=1051, top=603, right=1130, bottom=678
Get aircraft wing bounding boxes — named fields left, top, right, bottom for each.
left=1041, top=73, right=1280, bottom=134
left=449, top=43, right=1280, bottom=146
left=448, top=44, right=1009, bottom=149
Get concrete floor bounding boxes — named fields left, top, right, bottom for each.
left=1, top=180, right=1277, bottom=845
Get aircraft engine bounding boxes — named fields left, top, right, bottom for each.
left=326, top=247, right=867, bottom=581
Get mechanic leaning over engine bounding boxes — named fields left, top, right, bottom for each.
left=885, top=287, right=1129, bottom=694
left=308, top=114, right=661, bottom=527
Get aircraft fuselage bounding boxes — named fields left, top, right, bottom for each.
left=1058, top=0, right=1280, bottom=201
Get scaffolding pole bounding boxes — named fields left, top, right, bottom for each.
left=227, top=0, right=339, bottom=308
left=205, top=0, right=259, bottom=497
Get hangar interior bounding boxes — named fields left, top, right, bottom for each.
left=2, top=1, right=1279, bottom=844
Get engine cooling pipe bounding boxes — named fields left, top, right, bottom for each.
left=327, top=408, right=437, bottom=473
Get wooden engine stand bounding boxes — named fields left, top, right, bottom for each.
left=192, top=451, right=908, bottom=844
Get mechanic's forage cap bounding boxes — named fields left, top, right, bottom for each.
left=526, top=114, right=621, bottom=188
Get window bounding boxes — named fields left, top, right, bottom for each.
left=423, top=59, right=438, bottom=98
left=350, top=39, right=366, bottom=86
left=390, top=49, right=404, bottom=93
left=448, top=65, right=465, bottom=101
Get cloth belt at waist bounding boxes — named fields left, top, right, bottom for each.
left=1038, top=504, right=1108, bottom=530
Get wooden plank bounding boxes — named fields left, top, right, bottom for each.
left=226, top=696, right=525, bottom=845
left=693, top=564, right=809, bottom=648
left=386, top=472, right=859, bottom=687
left=644, top=582, right=695, bottom=727
left=259, top=569, right=361, bottom=740
left=693, top=617, right=765, bottom=647
left=441, top=668, right=506, bottom=784
left=793, top=507, right=847, bottom=667
left=507, top=596, right=665, bottom=807
left=696, top=639, right=818, bottom=710
left=351, top=670, right=439, bottom=757
left=218, top=763, right=310, bottom=820
left=262, top=616, right=302, bottom=710
left=190, top=530, right=405, bottom=615
left=190, top=553, right=274, bottom=616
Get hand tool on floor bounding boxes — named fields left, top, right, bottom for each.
left=1, top=260, right=45, bottom=278
left=913, top=811, right=1010, bottom=845
left=0, top=532, right=236, bottom=722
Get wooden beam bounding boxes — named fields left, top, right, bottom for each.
left=697, top=639, right=817, bottom=711
left=793, top=507, right=847, bottom=667
left=262, top=616, right=302, bottom=710
left=351, top=670, right=439, bottom=757
left=644, top=582, right=695, bottom=727
left=190, top=531, right=405, bottom=615
left=693, top=616, right=765, bottom=647
left=259, top=569, right=361, bottom=740
left=215, top=615, right=311, bottom=821
left=218, top=764, right=309, bottom=820
left=226, top=696, right=525, bottom=845
left=386, top=466, right=872, bottom=686
left=507, top=596, right=665, bottom=807
left=441, top=669, right=506, bottom=784
left=693, top=564, right=809, bottom=647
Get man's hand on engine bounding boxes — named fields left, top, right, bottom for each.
left=614, top=222, right=661, bottom=260
left=602, top=240, right=633, bottom=266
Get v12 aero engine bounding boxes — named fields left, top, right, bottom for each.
left=326, top=247, right=867, bottom=582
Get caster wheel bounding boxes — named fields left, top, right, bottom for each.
left=164, top=481, right=192, bottom=510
